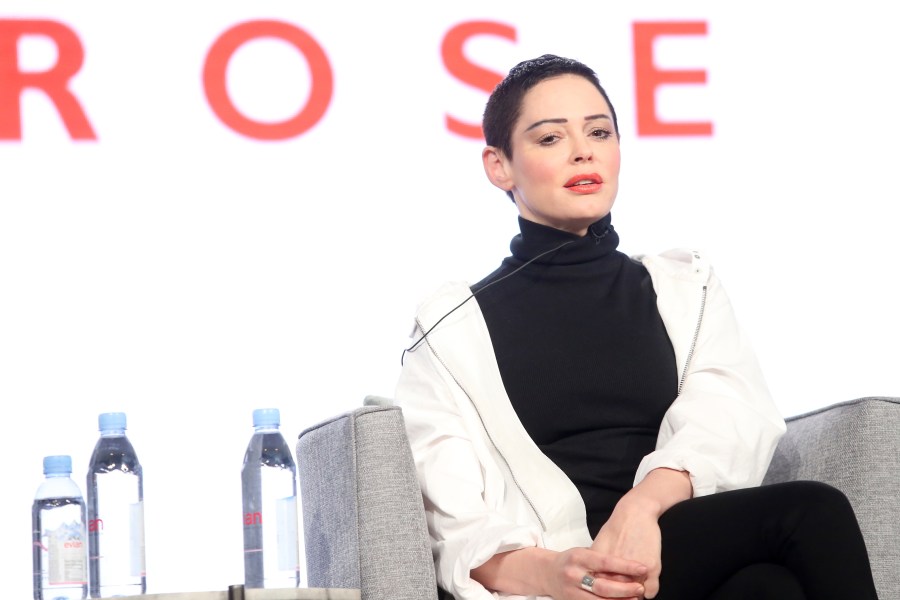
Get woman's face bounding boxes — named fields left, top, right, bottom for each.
left=483, top=74, right=621, bottom=236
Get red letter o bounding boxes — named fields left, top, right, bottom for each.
left=203, top=20, right=333, bottom=140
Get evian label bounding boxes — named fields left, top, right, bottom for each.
left=47, top=521, right=87, bottom=585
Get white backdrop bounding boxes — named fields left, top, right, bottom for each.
left=2, top=2, right=898, bottom=596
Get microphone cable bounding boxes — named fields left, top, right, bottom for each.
left=401, top=238, right=576, bottom=365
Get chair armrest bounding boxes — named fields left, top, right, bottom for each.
left=297, top=403, right=437, bottom=600
left=763, top=396, right=900, bottom=599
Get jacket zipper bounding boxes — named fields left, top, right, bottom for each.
left=678, top=284, right=708, bottom=396
left=417, top=317, right=549, bottom=532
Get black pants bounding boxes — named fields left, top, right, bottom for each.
left=656, top=480, right=879, bottom=599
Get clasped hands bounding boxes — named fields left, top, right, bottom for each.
left=472, top=469, right=687, bottom=600
left=544, top=503, right=660, bottom=600
left=554, top=469, right=690, bottom=599
left=583, top=504, right=662, bottom=600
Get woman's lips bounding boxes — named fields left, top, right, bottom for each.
left=564, top=173, right=603, bottom=194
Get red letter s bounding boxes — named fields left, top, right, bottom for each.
left=633, top=21, right=712, bottom=137
left=441, top=21, right=516, bottom=140
left=0, top=19, right=96, bottom=140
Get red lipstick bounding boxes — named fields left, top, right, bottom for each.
left=564, top=173, right=603, bottom=194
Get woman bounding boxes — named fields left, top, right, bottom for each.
left=395, top=55, right=878, bottom=600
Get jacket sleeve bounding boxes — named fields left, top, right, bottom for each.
left=396, top=327, right=546, bottom=600
left=634, top=267, right=787, bottom=497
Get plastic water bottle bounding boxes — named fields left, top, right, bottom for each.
left=241, top=407, right=302, bottom=589
left=86, top=412, right=146, bottom=597
left=33, top=455, right=88, bottom=600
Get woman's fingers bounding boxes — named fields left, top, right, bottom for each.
left=553, top=548, right=647, bottom=599
left=642, top=572, right=659, bottom=598
left=580, top=571, right=645, bottom=599
left=584, top=553, right=649, bottom=580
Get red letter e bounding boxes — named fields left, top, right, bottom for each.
left=633, top=21, right=712, bottom=137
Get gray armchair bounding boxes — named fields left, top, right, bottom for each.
left=762, top=396, right=900, bottom=598
left=297, top=396, right=900, bottom=600
left=297, top=399, right=436, bottom=600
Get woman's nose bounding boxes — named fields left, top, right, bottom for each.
left=571, top=137, right=593, bottom=163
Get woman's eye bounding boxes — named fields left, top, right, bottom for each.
left=538, top=134, right=560, bottom=145
left=589, top=128, right=612, bottom=139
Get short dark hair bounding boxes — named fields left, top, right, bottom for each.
left=482, top=54, right=619, bottom=160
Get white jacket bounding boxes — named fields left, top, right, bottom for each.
left=395, top=248, right=786, bottom=600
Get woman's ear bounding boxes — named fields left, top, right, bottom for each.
left=482, top=146, right=513, bottom=192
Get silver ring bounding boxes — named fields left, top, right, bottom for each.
left=580, top=573, right=595, bottom=593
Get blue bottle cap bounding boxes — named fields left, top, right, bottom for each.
left=253, top=408, right=280, bottom=427
left=99, top=412, right=127, bottom=432
left=43, top=455, right=72, bottom=475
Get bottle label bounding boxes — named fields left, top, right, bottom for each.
left=47, top=521, right=87, bottom=585
left=276, top=496, right=299, bottom=571
left=90, top=470, right=147, bottom=588
left=130, top=501, right=146, bottom=576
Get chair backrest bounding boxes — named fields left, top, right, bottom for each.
left=297, top=401, right=438, bottom=600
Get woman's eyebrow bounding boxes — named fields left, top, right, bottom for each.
left=524, top=113, right=612, bottom=132
left=524, top=118, right=566, bottom=132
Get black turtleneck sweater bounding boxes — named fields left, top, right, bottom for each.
left=471, top=215, right=678, bottom=536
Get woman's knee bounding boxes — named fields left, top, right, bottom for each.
left=775, top=480, right=852, bottom=511
left=766, top=480, right=858, bottom=532
left=707, top=563, right=806, bottom=600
